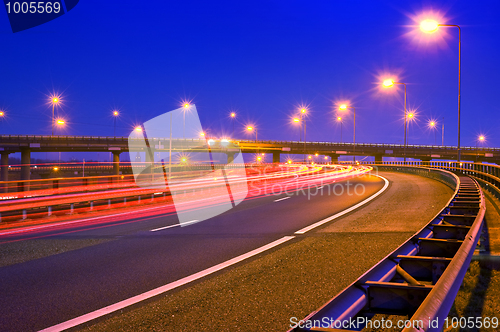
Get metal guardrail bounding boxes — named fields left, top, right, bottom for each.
left=290, top=165, right=485, bottom=332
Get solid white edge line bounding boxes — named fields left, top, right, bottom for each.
left=38, top=235, right=295, bottom=332
left=294, top=175, right=390, bottom=234
left=150, top=220, right=199, bottom=232
left=273, top=196, right=291, bottom=202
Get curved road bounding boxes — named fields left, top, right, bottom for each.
left=0, top=173, right=384, bottom=331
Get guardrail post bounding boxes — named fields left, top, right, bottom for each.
left=22, top=209, right=27, bottom=219
left=90, top=201, right=93, bottom=211
left=70, top=203, right=74, bottom=214
left=124, top=197, right=127, bottom=204
left=48, top=206, right=52, bottom=216
left=108, top=199, right=111, bottom=207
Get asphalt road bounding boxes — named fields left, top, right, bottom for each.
left=0, top=174, right=383, bottom=331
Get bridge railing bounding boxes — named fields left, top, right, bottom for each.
left=361, top=161, right=500, bottom=200
left=290, top=164, right=486, bottom=332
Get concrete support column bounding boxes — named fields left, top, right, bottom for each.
left=1, top=152, right=9, bottom=193
left=113, top=152, right=120, bottom=175
left=227, top=152, right=235, bottom=164
left=20, top=148, right=31, bottom=192
left=272, top=151, right=280, bottom=164
left=328, top=154, right=339, bottom=164
left=374, top=154, right=383, bottom=164
left=21, top=148, right=31, bottom=181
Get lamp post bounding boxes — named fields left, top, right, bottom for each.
left=183, top=103, right=190, bottom=139
left=51, top=97, right=59, bottom=136
left=406, top=112, right=415, bottom=146
left=429, top=120, right=437, bottom=145
left=420, top=19, right=461, bottom=161
left=476, top=135, right=485, bottom=162
left=337, top=116, right=343, bottom=143
left=230, top=112, right=236, bottom=137
left=56, top=119, right=65, bottom=162
left=247, top=126, right=257, bottom=142
left=339, top=104, right=356, bottom=162
left=293, top=117, right=301, bottom=141
left=113, top=110, right=119, bottom=137
left=300, top=108, right=307, bottom=162
left=383, top=79, right=407, bottom=161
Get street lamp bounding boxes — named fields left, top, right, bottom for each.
left=134, top=126, right=142, bottom=132
left=339, top=104, right=356, bottom=162
left=300, top=108, right=307, bottom=162
left=247, top=126, right=257, bottom=142
left=51, top=96, right=60, bottom=136
left=182, top=103, right=190, bottom=139
left=382, top=79, right=408, bottom=161
left=293, top=117, right=301, bottom=141
left=337, top=116, right=343, bottom=143
left=230, top=112, right=236, bottom=137
left=420, top=19, right=462, bottom=161
left=476, top=135, right=485, bottom=162
left=429, top=120, right=437, bottom=145
left=406, top=112, right=416, bottom=145
left=113, top=110, right=119, bottom=137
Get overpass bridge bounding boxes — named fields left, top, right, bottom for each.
left=1, top=134, right=500, bottom=181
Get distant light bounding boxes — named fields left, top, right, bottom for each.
left=200, top=132, right=205, bottom=137
left=52, top=97, right=59, bottom=103
left=324, top=156, right=328, bottom=159
left=113, top=110, right=119, bottom=116
left=337, top=116, right=342, bottom=121
left=420, top=19, right=439, bottom=33
left=230, top=112, right=236, bottom=118
left=315, top=153, right=318, bottom=156
left=53, top=167, right=59, bottom=171
left=408, top=113, right=414, bottom=119
left=293, top=117, right=300, bottom=123
left=181, top=157, right=187, bottom=162
left=0, top=111, right=4, bottom=117
left=135, top=126, right=142, bottom=132
left=383, top=79, right=394, bottom=87
left=430, top=121, right=435, bottom=127
left=308, top=155, right=312, bottom=159
left=247, top=126, right=253, bottom=131
left=261, top=153, right=265, bottom=156
left=221, top=138, right=229, bottom=147
left=301, top=108, right=307, bottom=114
left=479, top=135, right=485, bottom=141
left=287, top=160, right=292, bottom=164
left=257, top=156, right=262, bottom=161
left=56, top=119, right=65, bottom=125
left=183, top=103, right=190, bottom=108
left=339, top=104, right=347, bottom=110
left=208, top=139, right=215, bottom=145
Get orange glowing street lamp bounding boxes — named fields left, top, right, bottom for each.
left=476, top=135, right=486, bottom=162
left=230, top=112, right=236, bottom=136
left=246, top=126, right=257, bottom=142
left=429, top=120, right=438, bottom=145
left=50, top=96, right=60, bottom=136
left=298, top=107, right=308, bottom=162
left=420, top=19, right=462, bottom=161
left=56, top=119, right=65, bottom=125
left=339, top=104, right=357, bottom=162
left=135, top=126, right=142, bottom=132
left=383, top=79, right=408, bottom=161
left=336, top=116, right=343, bottom=143
left=113, top=110, right=119, bottom=137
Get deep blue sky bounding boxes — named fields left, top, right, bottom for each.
left=1, top=0, right=500, bottom=150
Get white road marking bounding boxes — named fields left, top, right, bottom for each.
left=38, top=236, right=295, bottom=332
left=150, top=220, right=199, bottom=232
left=274, top=196, right=291, bottom=202
left=294, top=175, right=390, bottom=234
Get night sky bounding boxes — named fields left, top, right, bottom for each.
left=1, top=0, right=500, bottom=158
